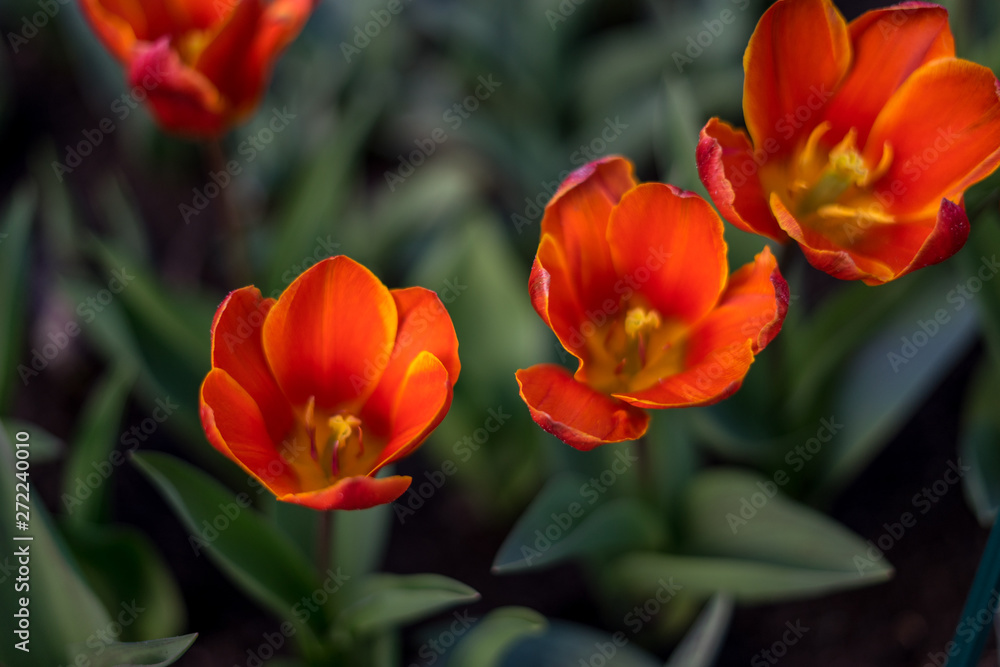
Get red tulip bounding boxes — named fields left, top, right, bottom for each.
left=79, top=0, right=316, bottom=136
left=517, top=157, right=788, bottom=450
left=698, top=0, right=1000, bottom=285
left=200, top=256, right=460, bottom=510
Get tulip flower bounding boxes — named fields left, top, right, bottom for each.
left=516, top=157, right=788, bottom=450
left=200, top=256, right=460, bottom=510
left=698, top=0, right=1000, bottom=285
left=79, top=0, right=316, bottom=136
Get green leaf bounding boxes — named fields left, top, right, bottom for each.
left=63, top=363, right=138, bottom=523
left=334, top=501, right=392, bottom=577
left=61, top=522, right=185, bottom=641
left=87, top=237, right=212, bottom=376
left=337, top=574, right=480, bottom=635
left=0, top=183, right=36, bottom=409
left=812, top=268, right=979, bottom=499
left=498, top=620, right=662, bottom=667
left=494, top=495, right=664, bottom=574
left=663, top=595, right=732, bottom=667
left=492, top=475, right=585, bottom=573
left=130, top=452, right=326, bottom=646
left=0, top=422, right=112, bottom=667
left=83, top=633, right=198, bottom=667
left=684, top=469, right=893, bottom=578
left=959, top=364, right=1000, bottom=524
left=449, top=607, right=547, bottom=667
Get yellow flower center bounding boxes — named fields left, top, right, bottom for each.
left=767, top=123, right=895, bottom=245
left=282, top=396, right=373, bottom=492
left=584, top=303, right=687, bottom=395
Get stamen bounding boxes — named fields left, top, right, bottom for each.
left=326, top=415, right=362, bottom=476
left=625, top=307, right=662, bottom=368
left=304, top=396, right=317, bottom=461
left=799, top=121, right=832, bottom=172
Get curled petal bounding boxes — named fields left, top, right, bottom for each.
left=200, top=368, right=299, bottom=497
left=263, top=256, right=398, bottom=411
left=697, top=118, right=787, bottom=242
left=516, top=364, right=649, bottom=450
left=371, top=351, right=454, bottom=472
left=607, top=183, right=728, bottom=325
left=128, top=38, right=228, bottom=136
left=866, top=58, right=1000, bottom=218
left=363, top=287, right=459, bottom=434
left=280, top=475, right=412, bottom=511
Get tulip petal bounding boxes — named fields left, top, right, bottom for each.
left=536, top=157, right=637, bottom=340
left=823, top=3, right=954, bottom=147
left=363, top=287, right=460, bottom=436
left=607, top=183, right=728, bottom=325
left=614, top=341, right=755, bottom=409
left=244, top=0, right=316, bottom=111
left=200, top=368, right=299, bottom=496
left=867, top=58, right=1000, bottom=217
left=209, top=286, right=292, bottom=444
left=697, top=118, right=786, bottom=242
left=743, top=0, right=850, bottom=154
left=279, top=474, right=412, bottom=511
left=516, top=364, right=649, bottom=451
left=371, top=351, right=452, bottom=471
left=128, top=38, right=228, bottom=136
left=79, top=0, right=140, bottom=61
left=262, top=256, right=398, bottom=412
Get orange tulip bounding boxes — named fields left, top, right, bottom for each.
left=698, top=0, right=1000, bottom=285
left=516, top=157, right=788, bottom=450
left=79, top=0, right=316, bottom=136
left=200, top=256, right=460, bottom=510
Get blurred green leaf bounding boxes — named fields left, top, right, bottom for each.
left=684, top=469, right=893, bottom=577
left=61, top=522, right=185, bottom=641
left=130, top=452, right=326, bottom=652
left=494, top=494, right=664, bottom=574
left=960, top=364, right=1000, bottom=525
left=499, top=620, right=662, bottom=667
left=337, top=574, right=480, bottom=635
left=663, top=594, right=732, bottom=667
left=0, top=183, right=36, bottom=409
left=97, top=174, right=152, bottom=264
left=334, top=502, right=392, bottom=577
left=88, top=238, right=212, bottom=376
left=812, top=270, right=979, bottom=499
left=449, top=607, right=547, bottom=667
left=83, top=633, right=198, bottom=667
left=2, top=419, right=64, bottom=464
left=63, top=363, right=138, bottom=524
left=661, top=77, right=704, bottom=195
left=609, top=552, right=888, bottom=605
left=0, top=422, right=112, bottom=667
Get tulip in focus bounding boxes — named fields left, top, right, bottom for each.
left=200, top=256, right=460, bottom=510
left=516, top=157, right=788, bottom=450
left=79, top=0, right=316, bottom=136
left=698, top=0, right=1000, bottom=285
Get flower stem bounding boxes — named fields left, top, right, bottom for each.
left=205, top=139, right=251, bottom=286
left=316, top=510, right=334, bottom=575
left=946, top=515, right=1000, bottom=667
left=635, top=435, right=654, bottom=504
